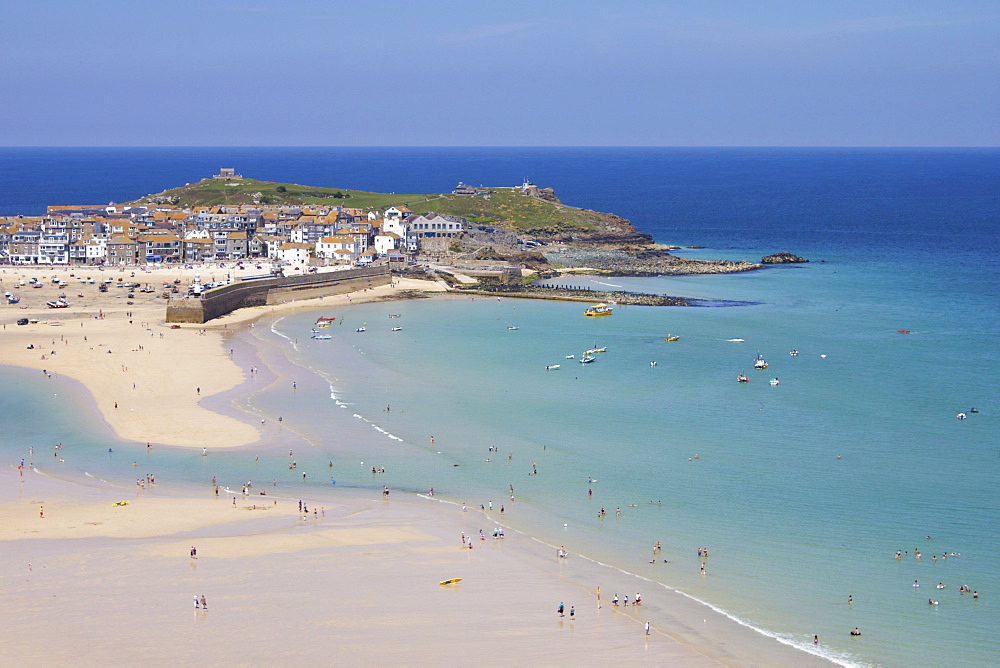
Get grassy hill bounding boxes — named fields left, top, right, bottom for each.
left=132, top=178, right=644, bottom=242
left=134, top=178, right=435, bottom=210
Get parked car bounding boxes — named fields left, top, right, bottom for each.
left=17, top=318, right=28, bottom=325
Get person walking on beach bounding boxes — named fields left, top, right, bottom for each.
left=190, top=546, right=197, bottom=559
left=569, top=605, right=575, bottom=620
left=200, top=595, right=207, bottom=610
left=613, top=593, right=619, bottom=607
left=558, top=602, right=565, bottom=617
left=645, top=621, right=651, bottom=636
left=194, top=595, right=200, bottom=609
left=39, top=505, right=43, bottom=518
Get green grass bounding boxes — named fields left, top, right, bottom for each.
left=136, top=180, right=606, bottom=236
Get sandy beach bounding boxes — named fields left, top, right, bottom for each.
left=0, top=265, right=831, bottom=666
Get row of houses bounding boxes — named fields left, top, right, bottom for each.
left=0, top=199, right=473, bottom=267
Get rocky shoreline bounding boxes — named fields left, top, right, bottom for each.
left=541, top=247, right=760, bottom=276
left=457, top=280, right=691, bottom=306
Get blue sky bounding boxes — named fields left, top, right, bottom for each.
left=1, top=1, right=996, bottom=146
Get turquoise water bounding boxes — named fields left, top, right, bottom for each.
left=1, top=147, right=997, bottom=666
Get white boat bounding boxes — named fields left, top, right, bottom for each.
left=311, top=334, right=332, bottom=340
left=584, top=303, right=614, bottom=317
left=46, top=299, right=69, bottom=309
left=579, top=356, right=595, bottom=364
left=507, top=326, right=520, bottom=330
left=545, top=364, right=561, bottom=370
left=356, top=326, right=366, bottom=332
left=391, top=327, right=402, bottom=331
left=737, top=374, right=749, bottom=383
left=585, top=347, right=607, bottom=354
left=769, top=378, right=780, bottom=385
left=650, top=361, right=657, bottom=366
left=754, top=354, right=768, bottom=370
left=789, top=350, right=799, bottom=356
left=565, top=355, right=575, bottom=359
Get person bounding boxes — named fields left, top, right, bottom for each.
left=848, top=595, right=853, bottom=604
left=851, top=628, right=861, bottom=636
left=194, top=595, right=200, bottom=609
left=814, top=635, right=819, bottom=644
left=623, top=595, right=629, bottom=607
left=973, top=591, right=978, bottom=599
left=613, top=593, right=619, bottom=607
left=558, top=602, right=564, bottom=617
left=635, top=593, right=641, bottom=606
left=200, top=595, right=207, bottom=610
left=569, top=605, right=575, bottom=619
left=190, top=546, right=197, bottom=558
left=39, top=506, right=43, bottom=518
left=645, top=621, right=651, bottom=636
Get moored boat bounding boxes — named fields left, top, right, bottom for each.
left=753, top=354, right=768, bottom=370
left=737, top=374, right=749, bottom=383
left=545, top=364, right=561, bottom=370
left=579, top=355, right=595, bottom=364
left=584, top=303, right=614, bottom=317
left=311, top=334, right=332, bottom=340
left=665, top=335, right=679, bottom=342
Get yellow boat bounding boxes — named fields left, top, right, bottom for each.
left=665, top=335, right=679, bottom=342
left=439, top=578, right=463, bottom=585
left=584, top=303, right=613, bottom=317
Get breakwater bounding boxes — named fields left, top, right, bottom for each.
left=166, top=266, right=390, bottom=323
left=458, top=281, right=690, bottom=306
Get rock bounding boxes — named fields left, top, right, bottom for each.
left=762, top=252, right=808, bottom=264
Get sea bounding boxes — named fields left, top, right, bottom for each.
left=1, top=147, right=997, bottom=666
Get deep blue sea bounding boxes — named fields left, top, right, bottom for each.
left=1, top=147, right=997, bottom=666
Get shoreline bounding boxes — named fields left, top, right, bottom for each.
left=0, top=266, right=837, bottom=666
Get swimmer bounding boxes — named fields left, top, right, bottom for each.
left=928, top=599, right=938, bottom=605
left=913, top=580, right=920, bottom=587
left=851, top=628, right=861, bottom=636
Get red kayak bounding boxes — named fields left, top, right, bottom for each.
left=897, top=330, right=910, bottom=333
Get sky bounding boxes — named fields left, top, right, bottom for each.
left=1, top=1, right=997, bottom=146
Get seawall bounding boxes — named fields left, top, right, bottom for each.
left=166, top=266, right=391, bottom=324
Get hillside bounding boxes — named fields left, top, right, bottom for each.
left=130, top=178, right=651, bottom=246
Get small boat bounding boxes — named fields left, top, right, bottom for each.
left=579, top=356, right=595, bottom=364
left=769, top=378, right=780, bottom=386
left=753, top=354, right=768, bottom=370
left=737, top=374, right=749, bottom=383
left=310, top=329, right=321, bottom=334
left=565, top=355, right=575, bottom=359
left=388, top=314, right=401, bottom=319
left=316, top=316, right=335, bottom=323
left=7, top=295, right=20, bottom=304
left=584, top=303, right=614, bottom=317
left=391, top=327, right=402, bottom=331
left=545, top=364, right=561, bottom=370
left=584, top=347, right=607, bottom=354
left=439, top=578, right=462, bottom=585
left=969, top=407, right=979, bottom=413
left=665, top=335, right=679, bottom=342
left=726, top=338, right=745, bottom=342
left=789, top=349, right=798, bottom=356
left=507, top=326, right=519, bottom=330
left=356, top=327, right=366, bottom=332
left=650, top=361, right=657, bottom=367
left=46, top=300, right=69, bottom=308
left=956, top=413, right=966, bottom=419
left=311, top=334, right=332, bottom=340
left=897, top=330, right=910, bottom=334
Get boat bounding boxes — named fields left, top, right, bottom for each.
left=356, top=326, right=366, bottom=332
left=46, top=300, right=69, bottom=309
left=507, top=326, right=520, bottom=330
left=737, top=374, right=749, bottom=383
left=579, top=356, right=595, bottom=364
left=311, top=334, right=332, bottom=340
left=584, top=347, right=607, bottom=354
left=753, top=354, right=768, bottom=370
left=726, top=338, right=745, bottom=342
left=439, top=578, right=462, bottom=585
left=897, top=330, right=910, bottom=334
left=316, top=316, right=335, bottom=323
left=545, top=364, right=561, bottom=370
left=310, top=329, right=321, bottom=334
left=769, top=378, right=780, bottom=385
left=584, top=303, right=614, bottom=317
left=565, top=355, right=575, bottom=359
left=789, top=349, right=798, bottom=356
left=969, top=407, right=979, bottom=413
left=388, top=314, right=401, bottom=318
left=7, top=295, right=19, bottom=304
left=391, top=327, right=402, bottom=331
left=650, top=361, right=657, bottom=366
left=665, top=335, right=679, bottom=342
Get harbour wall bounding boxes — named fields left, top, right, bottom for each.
left=166, top=266, right=390, bottom=324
